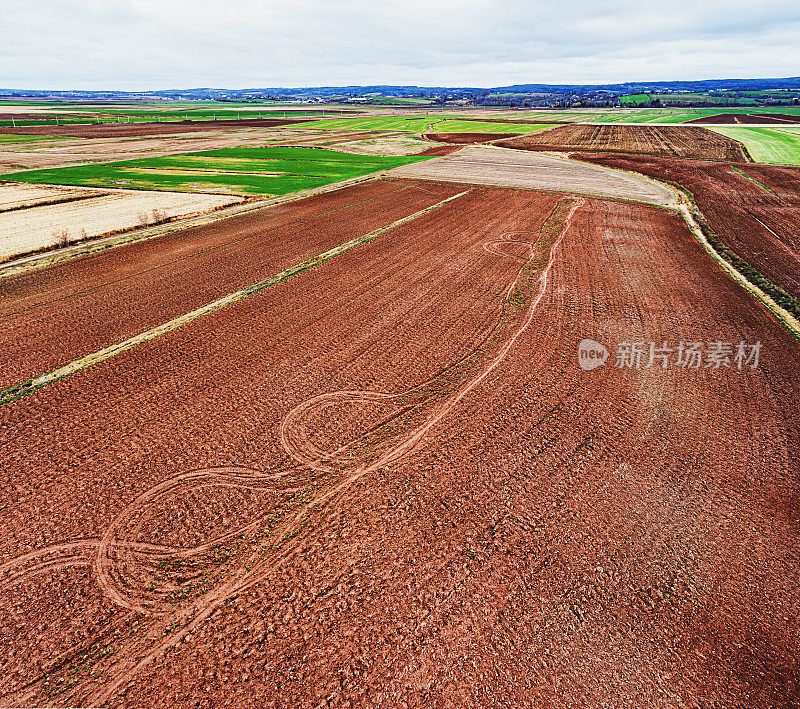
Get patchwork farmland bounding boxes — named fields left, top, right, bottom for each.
left=292, top=114, right=559, bottom=134
left=2, top=104, right=800, bottom=708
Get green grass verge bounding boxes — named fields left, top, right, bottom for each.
left=3, top=146, right=430, bottom=196
left=729, top=166, right=778, bottom=196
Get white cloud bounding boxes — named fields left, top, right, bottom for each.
left=2, top=0, right=799, bottom=89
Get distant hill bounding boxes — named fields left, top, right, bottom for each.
left=493, top=77, right=800, bottom=93
left=2, top=77, right=799, bottom=100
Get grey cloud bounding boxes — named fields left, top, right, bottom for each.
left=2, top=0, right=799, bottom=89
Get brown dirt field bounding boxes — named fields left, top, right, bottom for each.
left=580, top=154, right=800, bottom=300
left=1, top=118, right=308, bottom=139
left=687, top=113, right=800, bottom=125
left=2, top=183, right=800, bottom=707
left=496, top=124, right=750, bottom=161
left=424, top=132, right=521, bottom=144
left=0, top=179, right=466, bottom=388
left=412, top=144, right=464, bottom=156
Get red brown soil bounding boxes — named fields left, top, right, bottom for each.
left=580, top=153, right=800, bottom=299
left=0, top=178, right=466, bottom=388
left=496, top=124, right=750, bottom=161
left=424, top=132, right=521, bottom=144
left=687, top=113, right=800, bottom=124
left=0, top=118, right=307, bottom=139
left=2, top=184, right=799, bottom=707
left=412, top=144, right=464, bottom=156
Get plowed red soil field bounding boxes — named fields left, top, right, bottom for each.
left=581, top=154, right=800, bottom=300
left=412, top=144, right=464, bottom=156
left=1, top=118, right=307, bottom=139
left=0, top=178, right=466, bottom=388
left=688, top=113, right=800, bottom=125
left=2, top=183, right=799, bottom=707
left=496, top=124, right=749, bottom=161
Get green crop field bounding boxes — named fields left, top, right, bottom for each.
left=707, top=126, right=800, bottom=166
left=619, top=94, right=652, bottom=105
left=292, top=115, right=557, bottom=133
left=3, top=146, right=430, bottom=196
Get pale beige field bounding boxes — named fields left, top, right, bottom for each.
left=0, top=183, right=104, bottom=211
left=0, top=185, right=242, bottom=261
left=387, top=144, right=676, bottom=206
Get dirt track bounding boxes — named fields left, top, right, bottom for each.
left=580, top=154, right=800, bottom=301
left=496, top=124, right=750, bottom=161
left=2, top=181, right=799, bottom=706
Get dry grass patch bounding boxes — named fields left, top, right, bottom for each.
left=386, top=145, right=676, bottom=206
left=0, top=185, right=242, bottom=261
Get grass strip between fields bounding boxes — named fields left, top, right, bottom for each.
left=570, top=154, right=800, bottom=341
left=729, top=166, right=778, bottom=196
left=0, top=189, right=471, bottom=406
left=676, top=197, right=800, bottom=342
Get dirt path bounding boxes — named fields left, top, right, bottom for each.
left=387, top=145, right=676, bottom=205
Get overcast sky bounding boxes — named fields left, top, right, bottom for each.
left=3, top=0, right=800, bottom=90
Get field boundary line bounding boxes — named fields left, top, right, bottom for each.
left=568, top=152, right=800, bottom=340
left=729, top=166, right=778, bottom=196
left=676, top=198, right=800, bottom=340
left=0, top=172, right=388, bottom=280
left=0, top=189, right=471, bottom=406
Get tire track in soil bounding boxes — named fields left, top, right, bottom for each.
left=0, top=197, right=581, bottom=706
left=84, top=197, right=581, bottom=706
